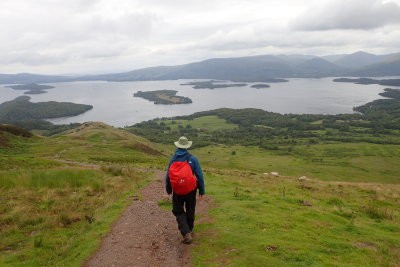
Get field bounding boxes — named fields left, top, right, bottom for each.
left=158, top=115, right=237, bottom=131
left=193, top=143, right=400, bottom=184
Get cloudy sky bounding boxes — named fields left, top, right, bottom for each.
left=1, top=0, right=400, bottom=74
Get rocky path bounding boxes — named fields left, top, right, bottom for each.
left=84, top=170, right=212, bottom=267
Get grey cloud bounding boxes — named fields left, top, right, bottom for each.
left=291, top=0, right=400, bottom=31
left=0, top=0, right=399, bottom=74
left=0, top=51, right=65, bottom=65
left=86, top=12, right=158, bottom=38
left=192, top=25, right=354, bottom=52
left=0, top=1, right=158, bottom=67
left=182, top=23, right=400, bottom=60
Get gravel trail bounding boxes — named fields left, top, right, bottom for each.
left=84, top=170, right=212, bottom=267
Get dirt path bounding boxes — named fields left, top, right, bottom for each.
left=84, top=170, right=212, bottom=267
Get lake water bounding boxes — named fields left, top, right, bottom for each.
left=0, top=78, right=396, bottom=127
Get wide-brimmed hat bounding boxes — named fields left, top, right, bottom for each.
left=174, top=136, right=192, bottom=149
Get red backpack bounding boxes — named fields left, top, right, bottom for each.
left=168, top=154, right=197, bottom=195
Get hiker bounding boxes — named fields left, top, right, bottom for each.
left=166, top=136, right=205, bottom=244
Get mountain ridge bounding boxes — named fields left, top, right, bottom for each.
left=1, top=51, right=399, bottom=84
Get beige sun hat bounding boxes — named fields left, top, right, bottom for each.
left=174, top=136, right=192, bottom=149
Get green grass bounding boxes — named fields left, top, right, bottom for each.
left=0, top=167, right=151, bottom=266
left=160, top=115, right=237, bottom=131
left=192, top=169, right=400, bottom=266
left=158, top=198, right=173, bottom=211
left=25, top=123, right=168, bottom=169
left=0, top=169, right=98, bottom=189
left=0, top=123, right=158, bottom=266
left=193, top=143, right=400, bottom=184
left=2, top=120, right=400, bottom=266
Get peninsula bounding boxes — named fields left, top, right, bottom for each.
left=133, top=90, right=192, bottom=105
left=333, top=78, right=400, bottom=87
left=0, top=96, right=93, bottom=122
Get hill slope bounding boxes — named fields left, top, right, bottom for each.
left=81, top=55, right=296, bottom=81
left=0, top=123, right=32, bottom=147
left=333, top=51, right=393, bottom=69
left=1, top=121, right=399, bottom=266
left=0, top=73, right=72, bottom=84
left=296, top=58, right=343, bottom=76
left=350, top=54, right=400, bottom=76
left=0, top=122, right=169, bottom=266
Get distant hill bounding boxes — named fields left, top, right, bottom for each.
left=81, top=52, right=400, bottom=81
left=1, top=51, right=400, bottom=83
left=350, top=54, right=400, bottom=76
left=321, top=54, right=347, bottom=63
left=0, top=73, right=71, bottom=84
left=84, top=55, right=297, bottom=81
left=332, top=51, right=395, bottom=69
left=77, top=66, right=184, bottom=82
left=296, top=58, right=343, bottom=76
left=275, top=54, right=317, bottom=65
left=79, top=55, right=316, bottom=81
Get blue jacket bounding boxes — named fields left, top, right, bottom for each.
left=165, top=148, right=205, bottom=195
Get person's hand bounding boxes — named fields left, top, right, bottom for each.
left=199, top=194, right=204, bottom=198
left=168, top=194, right=172, bottom=199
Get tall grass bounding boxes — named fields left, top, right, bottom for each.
left=0, top=169, right=98, bottom=189
left=0, top=167, right=149, bottom=266
left=364, top=203, right=394, bottom=220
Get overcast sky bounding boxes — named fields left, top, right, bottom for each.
left=1, top=0, right=400, bottom=74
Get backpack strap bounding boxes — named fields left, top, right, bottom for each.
left=183, top=153, right=195, bottom=175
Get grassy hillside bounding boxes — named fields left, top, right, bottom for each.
left=0, top=123, right=166, bottom=266
left=1, top=120, right=399, bottom=266
left=129, top=107, right=400, bottom=184
left=193, top=169, right=400, bottom=266
left=134, top=109, right=400, bottom=266
left=192, top=143, right=400, bottom=184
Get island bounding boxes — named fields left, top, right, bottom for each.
left=251, top=84, right=270, bottom=89
left=180, top=80, right=247, bottom=89
left=236, top=78, right=289, bottom=83
left=133, top=90, right=192, bottom=105
left=333, top=78, right=400, bottom=87
left=0, top=96, right=93, bottom=122
left=5, top=83, right=55, bottom=94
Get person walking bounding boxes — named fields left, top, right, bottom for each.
left=165, top=136, right=205, bottom=244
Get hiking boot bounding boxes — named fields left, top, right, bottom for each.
left=182, top=233, right=193, bottom=244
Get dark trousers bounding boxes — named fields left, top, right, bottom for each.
left=172, top=189, right=197, bottom=236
